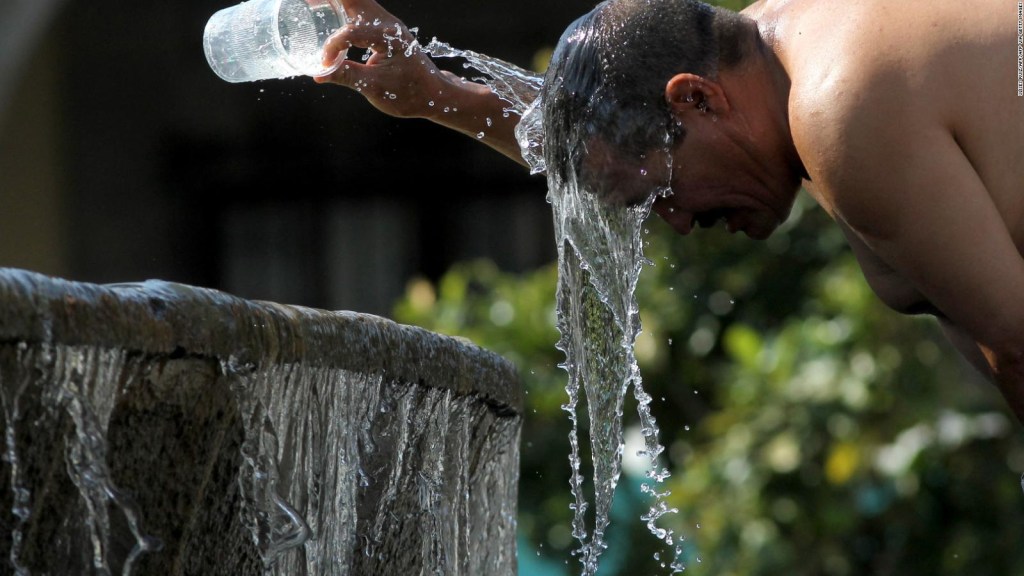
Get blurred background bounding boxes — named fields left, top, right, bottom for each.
left=4, top=1, right=1024, bottom=575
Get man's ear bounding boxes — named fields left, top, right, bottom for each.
left=665, top=73, right=730, bottom=116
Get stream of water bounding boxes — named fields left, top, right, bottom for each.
left=424, top=38, right=687, bottom=575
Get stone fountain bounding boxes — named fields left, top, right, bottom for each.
left=0, top=268, right=520, bottom=575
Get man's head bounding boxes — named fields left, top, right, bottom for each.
left=540, top=0, right=802, bottom=239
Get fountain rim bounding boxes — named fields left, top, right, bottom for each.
left=0, top=267, right=522, bottom=416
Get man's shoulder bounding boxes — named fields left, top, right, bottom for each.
left=787, top=26, right=900, bottom=155
left=790, top=63, right=934, bottom=238
left=789, top=63, right=911, bottom=179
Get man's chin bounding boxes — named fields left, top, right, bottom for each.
left=739, top=219, right=778, bottom=240
left=725, top=212, right=776, bottom=240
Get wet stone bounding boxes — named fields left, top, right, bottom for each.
left=0, top=268, right=520, bottom=575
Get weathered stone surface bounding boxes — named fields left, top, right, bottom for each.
left=0, top=268, right=521, bottom=413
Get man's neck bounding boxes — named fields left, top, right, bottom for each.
left=736, top=2, right=806, bottom=181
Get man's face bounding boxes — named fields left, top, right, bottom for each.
left=653, top=145, right=793, bottom=240
left=583, top=125, right=799, bottom=240
left=578, top=138, right=674, bottom=207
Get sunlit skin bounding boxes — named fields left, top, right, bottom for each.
left=650, top=65, right=805, bottom=240
left=316, top=0, right=1024, bottom=422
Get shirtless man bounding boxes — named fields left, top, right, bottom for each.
left=315, top=0, right=1024, bottom=422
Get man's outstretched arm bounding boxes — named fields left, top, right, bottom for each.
left=313, top=0, right=529, bottom=166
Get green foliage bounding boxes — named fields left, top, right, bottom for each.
left=394, top=190, right=1024, bottom=575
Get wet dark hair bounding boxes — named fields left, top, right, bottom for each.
left=540, top=0, right=755, bottom=189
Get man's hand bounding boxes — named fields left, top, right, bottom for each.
left=313, top=0, right=454, bottom=119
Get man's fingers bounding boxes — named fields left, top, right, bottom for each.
left=322, top=19, right=411, bottom=61
left=321, top=31, right=350, bottom=67
left=314, top=58, right=370, bottom=88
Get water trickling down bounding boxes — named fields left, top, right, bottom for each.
left=223, top=358, right=520, bottom=576
left=1, top=344, right=162, bottom=576
left=424, top=37, right=687, bottom=574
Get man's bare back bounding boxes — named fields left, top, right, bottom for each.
left=767, top=0, right=1018, bottom=216
left=761, top=0, right=1024, bottom=411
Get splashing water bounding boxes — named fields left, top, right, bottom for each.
left=542, top=158, right=685, bottom=575
left=420, top=38, right=543, bottom=116
left=432, top=39, right=688, bottom=574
